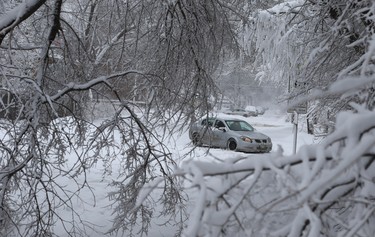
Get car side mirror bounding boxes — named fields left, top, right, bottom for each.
left=218, top=127, right=226, bottom=132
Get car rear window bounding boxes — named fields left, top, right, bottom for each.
left=201, top=118, right=215, bottom=126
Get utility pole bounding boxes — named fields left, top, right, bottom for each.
left=288, top=80, right=308, bottom=154
left=292, top=111, right=298, bottom=154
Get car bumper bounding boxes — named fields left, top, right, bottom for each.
left=237, top=142, right=272, bottom=153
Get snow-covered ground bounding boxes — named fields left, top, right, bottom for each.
left=53, top=109, right=315, bottom=236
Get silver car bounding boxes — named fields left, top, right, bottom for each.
left=189, top=116, right=272, bottom=153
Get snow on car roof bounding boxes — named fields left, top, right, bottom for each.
left=200, top=113, right=248, bottom=121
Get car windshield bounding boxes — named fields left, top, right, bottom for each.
left=225, top=120, right=254, bottom=131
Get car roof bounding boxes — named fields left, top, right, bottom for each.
left=200, top=115, right=246, bottom=122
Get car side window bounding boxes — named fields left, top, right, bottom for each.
left=215, top=120, right=225, bottom=128
left=201, top=118, right=214, bottom=126
left=231, top=121, right=241, bottom=131
left=201, top=119, right=207, bottom=126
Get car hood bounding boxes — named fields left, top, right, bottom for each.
left=232, top=130, right=270, bottom=140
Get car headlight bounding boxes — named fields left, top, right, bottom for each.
left=241, top=136, right=253, bottom=143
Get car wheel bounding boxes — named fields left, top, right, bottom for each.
left=227, top=139, right=237, bottom=151
left=192, top=133, right=202, bottom=146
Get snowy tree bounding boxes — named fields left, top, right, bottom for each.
left=0, top=0, right=241, bottom=236
left=245, top=0, right=375, bottom=125
left=1, top=0, right=374, bottom=236
left=169, top=1, right=375, bottom=236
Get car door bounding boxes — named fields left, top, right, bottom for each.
left=212, top=119, right=229, bottom=148
left=199, top=118, right=215, bottom=145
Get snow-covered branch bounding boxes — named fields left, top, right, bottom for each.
left=49, top=70, right=143, bottom=101
left=0, top=0, right=47, bottom=45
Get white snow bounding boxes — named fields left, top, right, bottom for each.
left=48, top=109, right=315, bottom=236
left=266, top=0, right=304, bottom=15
